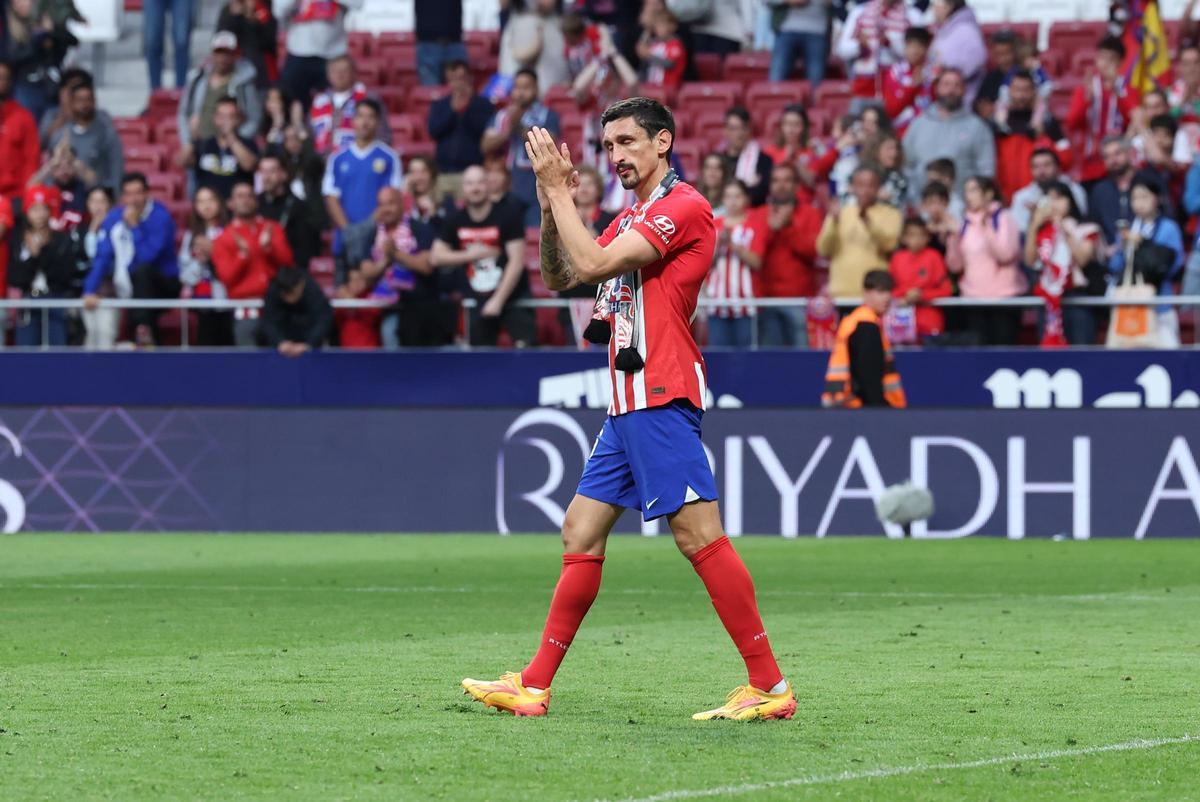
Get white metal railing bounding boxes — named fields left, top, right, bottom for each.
left=2, top=296, right=1199, bottom=349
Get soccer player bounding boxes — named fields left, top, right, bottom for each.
left=461, top=97, right=795, bottom=721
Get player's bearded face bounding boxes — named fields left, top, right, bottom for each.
left=603, top=118, right=661, bottom=190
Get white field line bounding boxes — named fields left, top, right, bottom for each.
left=0, top=582, right=1191, bottom=603
left=595, top=734, right=1200, bottom=802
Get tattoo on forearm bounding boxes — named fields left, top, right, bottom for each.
left=539, top=215, right=578, bottom=290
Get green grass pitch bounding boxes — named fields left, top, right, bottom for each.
left=1, top=534, right=1198, bottom=801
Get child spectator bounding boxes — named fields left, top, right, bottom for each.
left=919, top=182, right=958, bottom=255
left=334, top=268, right=382, bottom=349
left=706, top=180, right=766, bottom=347
left=638, top=9, right=686, bottom=91
left=889, top=216, right=951, bottom=340
left=1066, top=36, right=1137, bottom=186
left=924, top=159, right=964, bottom=217
left=882, top=27, right=934, bottom=137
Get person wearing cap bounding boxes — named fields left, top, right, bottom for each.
left=8, top=185, right=75, bottom=347
left=177, top=31, right=262, bottom=154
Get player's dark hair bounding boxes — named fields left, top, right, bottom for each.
left=514, top=67, right=539, bottom=85
left=1099, top=35, right=1127, bottom=60
left=1150, top=113, right=1178, bottom=136
left=356, top=98, right=383, bottom=120
left=863, top=270, right=895, bottom=292
left=921, top=181, right=950, bottom=203
left=724, top=106, right=751, bottom=125
left=1030, top=147, right=1060, bottom=166
left=905, top=26, right=932, bottom=47
left=121, top=172, right=149, bottom=190
left=600, top=96, right=676, bottom=158
left=927, top=158, right=956, bottom=181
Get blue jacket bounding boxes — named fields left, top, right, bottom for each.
left=1107, top=214, right=1184, bottom=297
left=84, top=201, right=179, bottom=295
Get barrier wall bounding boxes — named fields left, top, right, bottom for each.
left=0, top=350, right=1198, bottom=408
left=0, top=407, right=1197, bottom=537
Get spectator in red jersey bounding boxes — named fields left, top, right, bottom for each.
left=835, top=0, right=920, bottom=109
left=310, top=56, right=392, bottom=156
left=946, top=175, right=1024, bottom=345
left=499, top=0, right=569, bottom=92
left=1025, top=181, right=1102, bottom=346
left=179, top=186, right=234, bottom=346
left=992, top=70, right=1071, bottom=205
left=0, top=62, right=39, bottom=199
left=763, top=104, right=835, bottom=207
left=0, top=193, right=12, bottom=339
left=705, top=180, right=766, bottom=347
left=696, top=153, right=731, bottom=216
left=1067, top=36, right=1137, bottom=188
left=721, top=107, right=773, bottom=207
left=8, top=185, right=74, bottom=346
left=213, top=181, right=295, bottom=345
left=274, top=0, right=363, bottom=104
left=218, top=0, right=278, bottom=88
left=889, top=216, right=951, bottom=341
left=756, top=163, right=822, bottom=347
left=882, top=27, right=934, bottom=138
left=637, top=8, right=686, bottom=91
left=1011, top=148, right=1088, bottom=237
left=334, top=267, right=381, bottom=348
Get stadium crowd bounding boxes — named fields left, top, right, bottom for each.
left=1, top=0, right=1200, bottom=350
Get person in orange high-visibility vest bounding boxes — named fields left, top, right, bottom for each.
left=822, top=270, right=908, bottom=408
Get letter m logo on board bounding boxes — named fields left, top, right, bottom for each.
left=984, top=369, right=1083, bottom=409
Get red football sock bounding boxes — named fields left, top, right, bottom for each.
left=521, top=553, right=605, bottom=689
left=689, top=536, right=783, bottom=691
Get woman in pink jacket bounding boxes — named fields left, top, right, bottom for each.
left=947, top=175, right=1026, bottom=345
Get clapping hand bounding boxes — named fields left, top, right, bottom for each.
left=525, top=127, right=575, bottom=199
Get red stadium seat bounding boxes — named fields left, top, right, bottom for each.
left=722, top=51, right=771, bottom=85
left=1047, top=22, right=1108, bottom=59
left=389, top=113, right=421, bottom=144
left=399, top=141, right=435, bottom=166
left=165, top=199, right=191, bottom=229
left=746, top=81, right=811, bottom=117
left=124, top=144, right=168, bottom=172
left=356, top=59, right=385, bottom=86
left=637, top=83, right=676, bottom=108
left=146, top=89, right=182, bottom=122
left=115, top=117, right=152, bottom=146
left=672, top=140, right=704, bottom=180
left=146, top=172, right=184, bottom=201
left=813, top=81, right=852, bottom=121
left=378, top=31, right=415, bottom=47
left=1070, top=50, right=1097, bottom=78
left=377, top=86, right=407, bottom=115
left=543, top=84, right=580, bottom=119
left=1048, top=79, right=1081, bottom=120
left=377, top=41, right=415, bottom=69
left=693, top=53, right=724, bottom=82
left=464, top=30, right=500, bottom=55
left=805, top=106, right=832, bottom=136
left=1038, top=50, right=1066, bottom=78
left=348, top=32, right=372, bottom=59
left=676, top=82, right=743, bottom=116
left=691, top=109, right=728, bottom=149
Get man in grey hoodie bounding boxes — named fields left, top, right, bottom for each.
left=902, top=68, right=994, bottom=196
left=44, top=82, right=124, bottom=192
left=177, top=31, right=262, bottom=153
left=274, top=0, right=364, bottom=104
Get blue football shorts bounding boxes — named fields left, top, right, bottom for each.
left=576, top=400, right=719, bottom=522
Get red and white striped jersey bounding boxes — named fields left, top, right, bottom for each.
left=595, top=181, right=716, bottom=416
left=706, top=215, right=766, bottom=319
